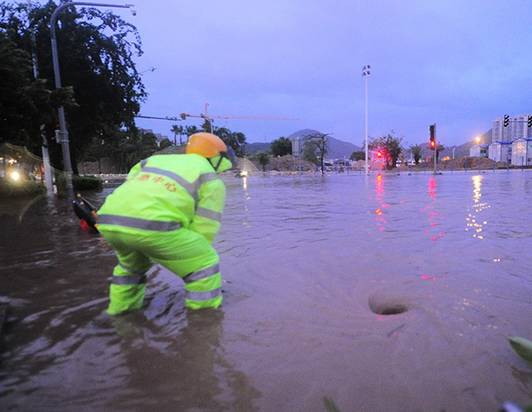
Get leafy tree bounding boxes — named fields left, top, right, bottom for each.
left=256, top=152, right=270, bottom=171
left=303, top=132, right=329, bottom=174
left=369, top=133, right=403, bottom=169
left=84, top=128, right=160, bottom=173
left=214, top=127, right=246, bottom=157
left=350, top=151, right=365, bottom=161
left=410, top=144, right=422, bottom=165
left=270, top=137, right=292, bottom=157
left=84, top=135, right=107, bottom=173
left=0, top=31, right=76, bottom=155
left=116, top=130, right=158, bottom=172
left=0, top=1, right=146, bottom=172
left=159, top=138, right=172, bottom=150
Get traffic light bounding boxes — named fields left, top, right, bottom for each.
left=528, top=115, right=532, bottom=128
left=429, top=124, right=436, bottom=150
left=376, top=150, right=382, bottom=158
left=503, top=114, right=510, bottom=127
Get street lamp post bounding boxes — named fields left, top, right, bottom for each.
left=50, top=1, right=135, bottom=190
left=362, top=65, right=371, bottom=175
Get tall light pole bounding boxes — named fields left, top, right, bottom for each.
left=50, top=1, right=135, bottom=190
left=362, top=65, right=371, bottom=175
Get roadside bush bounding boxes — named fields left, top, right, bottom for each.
left=73, top=175, right=103, bottom=191
left=56, top=174, right=103, bottom=192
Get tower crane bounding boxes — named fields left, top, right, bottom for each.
left=137, top=102, right=298, bottom=133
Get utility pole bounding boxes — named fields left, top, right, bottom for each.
left=50, top=1, right=135, bottom=191
left=433, top=141, right=437, bottom=174
left=429, top=124, right=437, bottom=174
left=30, top=32, right=53, bottom=195
left=362, top=65, right=371, bottom=175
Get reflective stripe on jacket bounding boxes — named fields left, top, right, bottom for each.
left=97, top=154, right=225, bottom=243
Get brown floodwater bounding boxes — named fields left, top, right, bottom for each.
left=1, top=171, right=532, bottom=411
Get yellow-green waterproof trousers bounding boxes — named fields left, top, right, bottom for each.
left=99, top=227, right=222, bottom=315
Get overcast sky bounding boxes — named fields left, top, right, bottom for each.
left=108, top=0, right=531, bottom=145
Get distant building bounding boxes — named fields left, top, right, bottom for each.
left=486, top=114, right=532, bottom=164
left=469, top=145, right=488, bottom=158
left=290, top=136, right=306, bottom=158
left=288, top=129, right=322, bottom=158
left=488, top=142, right=512, bottom=163
left=511, top=139, right=532, bottom=166
left=492, top=114, right=532, bottom=143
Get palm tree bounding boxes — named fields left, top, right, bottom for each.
left=170, top=125, right=184, bottom=145
left=185, top=125, right=199, bottom=144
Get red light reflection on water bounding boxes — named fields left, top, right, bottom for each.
left=428, top=176, right=437, bottom=200
left=420, top=273, right=445, bottom=281
left=424, top=176, right=446, bottom=242
left=374, top=174, right=387, bottom=231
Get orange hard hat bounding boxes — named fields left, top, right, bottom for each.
left=186, top=132, right=227, bottom=159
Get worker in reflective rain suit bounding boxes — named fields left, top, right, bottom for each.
left=96, top=132, right=234, bottom=315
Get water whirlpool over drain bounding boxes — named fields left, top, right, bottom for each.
left=368, top=294, right=409, bottom=315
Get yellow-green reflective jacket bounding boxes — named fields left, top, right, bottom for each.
left=97, top=154, right=225, bottom=243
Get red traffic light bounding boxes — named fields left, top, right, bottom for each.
left=429, top=123, right=437, bottom=150
left=377, top=151, right=382, bottom=158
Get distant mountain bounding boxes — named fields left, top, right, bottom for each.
left=287, top=129, right=361, bottom=159
left=287, top=129, right=322, bottom=140
left=248, top=128, right=492, bottom=160
left=246, top=130, right=360, bottom=158
left=325, top=137, right=360, bottom=159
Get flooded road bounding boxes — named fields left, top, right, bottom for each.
left=1, top=171, right=532, bottom=411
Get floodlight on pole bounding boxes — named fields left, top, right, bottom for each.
left=50, top=1, right=135, bottom=191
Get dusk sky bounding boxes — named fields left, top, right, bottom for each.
left=109, top=1, right=531, bottom=146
